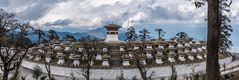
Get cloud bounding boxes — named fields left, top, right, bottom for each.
left=0, top=0, right=63, bottom=21
left=1, top=0, right=238, bottom=51
left=43, top=19, right=72, bottom=26
left=0, top=0, right=238, bottom=29
left=0, top=0, right=8, bottom=7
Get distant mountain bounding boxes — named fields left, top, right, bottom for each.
left=28, top=27, right=108, bottom=42
left=72, top=27, right=107, bottom=40
left=27, top=24, right=207, bottom=43
left=25, top=23, right=239, bottom=52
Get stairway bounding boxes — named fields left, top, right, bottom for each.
left=109, top=45, right=122, bottom=67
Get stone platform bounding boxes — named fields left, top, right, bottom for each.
left=21, top=56, right=233, bottom=80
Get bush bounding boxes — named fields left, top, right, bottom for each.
left=32, top=65, right=43, bottom=80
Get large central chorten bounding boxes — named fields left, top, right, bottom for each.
left=104, top=24, right=121, bottom=42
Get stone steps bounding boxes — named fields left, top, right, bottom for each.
left=110, top=58, right=122, bottom=67
left=108, top=45, right=122, bottom=67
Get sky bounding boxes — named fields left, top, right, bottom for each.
left=0, top=0, right=238, bottom=52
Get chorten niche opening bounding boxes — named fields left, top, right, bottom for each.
left=104, top=24, right=122, bottom=42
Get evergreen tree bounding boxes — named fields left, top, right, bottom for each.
left=125, top=27, right=138, bottom=41
left=34, top=29, right=46, bottom=44
left=139, top=29, right=150, bottom=41
left=176, top=32, right=188, bottom=38
left=63, top=34, right=76, bottom=42
left=155, top=28, right=165, bottom=40
left=32, top=65, right=43, bottom=80
left=47, top=30, right=59, bottom=41
left=169, top=64, right=177, bottom=80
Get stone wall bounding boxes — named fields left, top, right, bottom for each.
left=21, top=56, right=232, bottom=80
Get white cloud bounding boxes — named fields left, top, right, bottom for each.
left=0, top=0, right=238, bottom=29
left=1, top=0, right=238, bottom=51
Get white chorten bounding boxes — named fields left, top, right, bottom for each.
left=104, top=24, right=121, bottom=42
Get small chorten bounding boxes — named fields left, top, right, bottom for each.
left=102, top=53, right=110, bottom=66
left=158, top=41, right=165, bottom=49
left=34, top=51, right=41, bottom=61
left=27, top=49, right=34, bottom=59
left=122, top=54, right=131, bottom=66
left=134, top=44, right=139, bottom=50
left=56, top=53, right=66, bottom=65
left=188, top=49, right=196, bottom=61
left=72, top=54, right=81, bottom=66
left=64, top=44, right=71, bottom=51
left=178, top=47, right=186, bottom=61
left=102, top=47, right=108, bottom=52
left=168, top=47, right=176, bottom=63
left=140, top=54, right=147, bottom=65
left=146, top=43, right=153, bottom=59
left=156, top=49, right=164, bottom=64
left=119, top=45, right=125, bottom=51
left=96, top=49, right=102, bottom=60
